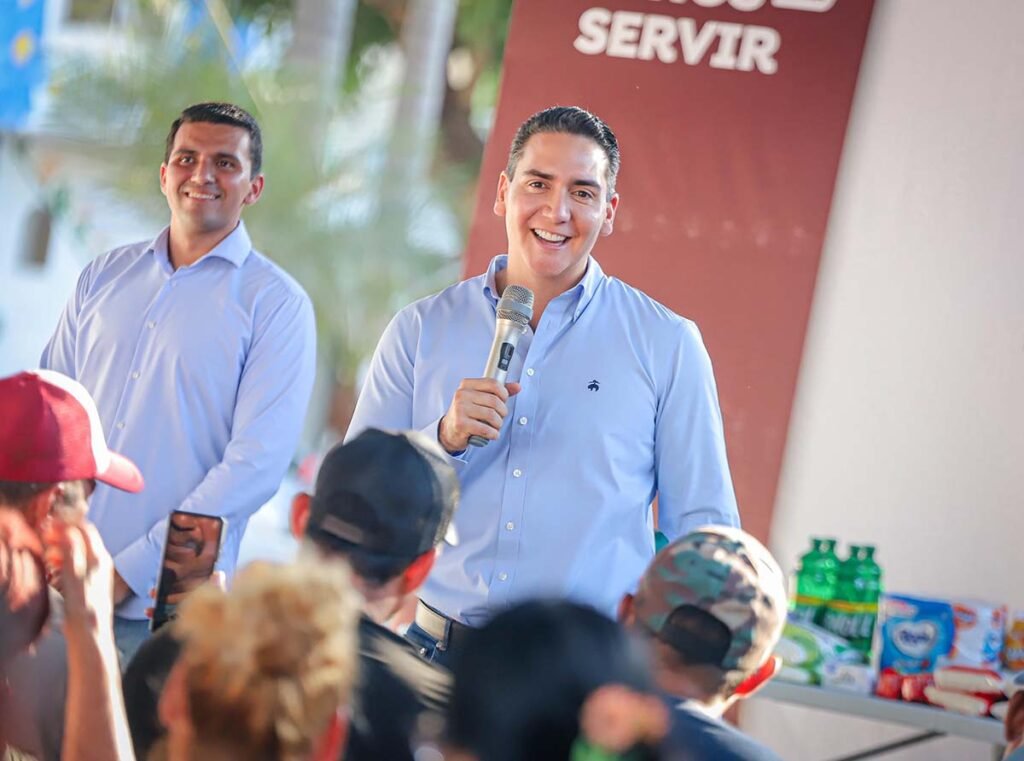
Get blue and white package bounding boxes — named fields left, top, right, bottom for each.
left=879, top=594, right=956, bottom=674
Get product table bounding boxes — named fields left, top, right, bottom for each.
left=754, top=680, right=1006, bottom=760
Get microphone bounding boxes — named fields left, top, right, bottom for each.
left=468, top=285, right=534, bottom=448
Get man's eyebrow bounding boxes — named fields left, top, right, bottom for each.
left=522, top=169, right=554, bottom=181
left=522, top=168, right=602, bottom=189
left=170, top=148, right=242, bottom=163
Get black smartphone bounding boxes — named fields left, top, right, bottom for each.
left=150, top=510, right=226, bottom=633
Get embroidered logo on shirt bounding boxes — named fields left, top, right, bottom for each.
left=587, top=379, right=600, bottom=391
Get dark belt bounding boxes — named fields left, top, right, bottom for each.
left=414, top=600, right=474, bottom=654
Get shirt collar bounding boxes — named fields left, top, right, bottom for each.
left=147, top=221, right=253, bottom=271
left=481, top=254, right=605, bottom=323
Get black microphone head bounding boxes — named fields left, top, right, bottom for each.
left=496, top=285, right=534, bottom=326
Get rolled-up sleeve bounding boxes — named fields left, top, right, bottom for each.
left=653, top=320, right=740, bottom=540
left=346, top=309, right=469, bottom=468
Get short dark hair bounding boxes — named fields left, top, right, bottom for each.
left=506, top=106, right=620, bottom=196
left=0, top=479, right=88, bottom=515
left=307, top=535, right=416, bottom=587
left=123, top=629, right=183, bottom=760
left=447, top=600, right=654, bottom=761
left=0, top=481, right=50, bottom=505
left=164, top=102, right=263, bottom=176
left=651, top=604, right=741, bottom=695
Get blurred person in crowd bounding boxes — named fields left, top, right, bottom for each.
left=120, top=428, right=456, bottom=761
left=0, top=369, right=143, bottom=759
left=291, top=428, right=458, bottom=761
left=620, top=527, right=787, bottom=761
left=444, top=599, right=658, bottom=761
left=346, top=105, right=738, bottom=661
left=122, top=427, right=458, bottom=761
left=41, top=101, right=317, bottom=662
left=1005, top=692, right=1024, bottom=760
left=156, top=558, right=360, bottom=761
left=123, top=625, right=182, bottom=760
left=47, top=518, right=136, bottom=761
left=0, top=509, right=49, bottom=761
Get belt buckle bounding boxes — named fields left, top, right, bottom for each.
left=435, top=616, right=451, bottom=652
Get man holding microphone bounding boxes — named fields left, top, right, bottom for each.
left=347, top=105, right=738, bottom=662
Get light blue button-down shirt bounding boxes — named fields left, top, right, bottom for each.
left=41, top=222, right=316, bottom=619
left=346, top=255, right=739, bottom=624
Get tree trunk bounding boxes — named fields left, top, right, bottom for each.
left=383, top=0, right=458, bottom=195
left=287, top=0, right=357, bottom=111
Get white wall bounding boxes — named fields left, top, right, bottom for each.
left=0, top=137, right=155, bottom=376
left=743, top=1, right=1024, bottom=758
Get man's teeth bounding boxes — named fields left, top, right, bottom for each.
left=533, top=229, right=567, bottom=243
left=186, top=192, right=218, bottom=200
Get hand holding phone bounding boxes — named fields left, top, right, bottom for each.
left=150, top=511, right=225, bottom=632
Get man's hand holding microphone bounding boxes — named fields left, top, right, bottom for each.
left=438, top=285, right=534, bottom=455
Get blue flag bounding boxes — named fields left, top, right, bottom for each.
left=0, top=0, right=47, bottom=130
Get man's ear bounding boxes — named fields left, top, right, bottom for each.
left=22, top=485, right=61, bottom=533
left=290, top=493, right=311, bottom=540
left=158, top=660, right=189, bottom=732
left=312, top=709, right=347, bottom=761
left=159, top=164, right=169, bottom=198
left=600, top=192, right=619, bottom=237
left=493, top=172, right=510, bottom=217
left=243, top=174, right=265, bottom=206
left=732, top=655, right=780, bottom=698
left=617, top=593, right=635, bottom=625
left=399, top=549, right=437, bottom=595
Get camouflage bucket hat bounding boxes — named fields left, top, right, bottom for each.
left=633, top=526, right=787, bottom=678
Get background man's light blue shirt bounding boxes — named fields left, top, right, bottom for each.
left=346, top=255, right=739, bottom=625
left=41, top=221, right=316, bottom=619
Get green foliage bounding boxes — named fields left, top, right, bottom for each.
left=44, top=0, right=466, bottom=384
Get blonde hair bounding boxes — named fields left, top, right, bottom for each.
left=172, top=558, right=361, bottom=760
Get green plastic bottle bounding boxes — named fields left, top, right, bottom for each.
left=791, top=538, right=837, bottom=624
left=815, top=539, right=841, bottom=626
left=821, top=545, right=882, bottom=656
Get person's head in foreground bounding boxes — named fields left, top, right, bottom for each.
left=621, top=526, right=787, bottom=715
left=291, top=427, right=459, bottom=623
left=495, top=105, right=620, bottom=296
left=445, top=599, right=659, bottom=761
left=157, top=558, right=361, bottom=761
left=0, top=369, right=143, bottom=530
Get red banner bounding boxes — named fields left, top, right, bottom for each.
left=465, top=0, right=874, bottom=542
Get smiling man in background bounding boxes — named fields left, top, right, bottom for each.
left=41, top=102, right=317, bottom=662
left=346, top=105, right=739, bottom=663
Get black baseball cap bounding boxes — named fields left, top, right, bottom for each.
left=306, top=428, right=459, bottom=560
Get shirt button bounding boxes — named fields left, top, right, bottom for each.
left=131, top=371, right=140, bottom=380
left=498, top=572, right=508, bottom=581
left=116, top=422, right=126, bottom=430
left=146, top=321, right=156, bottom=329
left=518, top=416, right=528, bottom=425
left=512, top=468, right=522, bottom=478
left=526, top=368, right=535, bottom=376
left=505, top=522, right=515, bottom=531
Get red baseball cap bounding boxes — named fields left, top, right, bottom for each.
left=0, top=370, right=144, bottom=492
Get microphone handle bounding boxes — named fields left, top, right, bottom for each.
left=468, top=320, right=523, bottom=448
